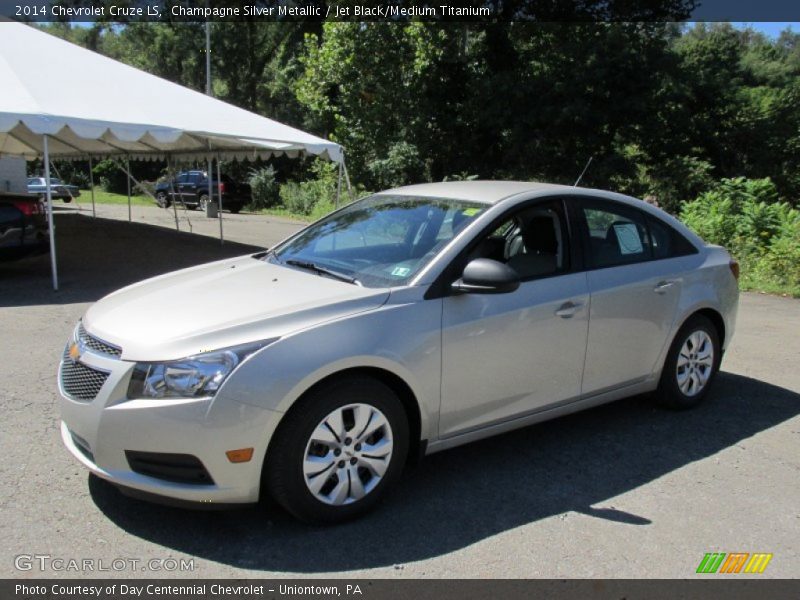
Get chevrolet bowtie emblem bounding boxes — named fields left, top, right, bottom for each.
left=68, top=342, right=81, bottom=362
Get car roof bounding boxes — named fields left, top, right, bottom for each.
left=379, top=181, right=573, bottom=204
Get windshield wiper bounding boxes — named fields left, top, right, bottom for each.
left=285, top=259, right=361, bottom=286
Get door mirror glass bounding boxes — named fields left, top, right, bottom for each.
left=452, top=258, right=520, bottom=294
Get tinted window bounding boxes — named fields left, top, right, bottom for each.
left=175, top=174, right=188, bottom=184
left=647, top=216, right=698, bottom=259
left=580, top=202, right=651, bottom=269
left=0, top=205, right=21, bottom=224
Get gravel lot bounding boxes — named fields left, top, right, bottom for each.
left=1, top=205, right=798, bottom=579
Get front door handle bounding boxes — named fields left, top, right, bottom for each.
left=555, top=301, right=583, bottom=318
left=654, top=280, right=676, bottom=294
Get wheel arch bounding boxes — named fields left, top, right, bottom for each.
left=263, top=366, right=424, bottom=472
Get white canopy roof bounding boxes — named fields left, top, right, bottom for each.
left=0, top=22, right=342, bottom=163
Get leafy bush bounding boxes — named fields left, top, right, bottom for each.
left=366, top=142, right=425, bottom=190
left=132, top=180, right=156, bottom=197
left=680, top=177, right=800, bottom=295
left=279, top=159, right=338, bottom=216
left=248, top=166, right=280, bottom=210
left=92, top=159, right=130, bottom=194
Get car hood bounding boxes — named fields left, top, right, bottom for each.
left=83, top=255, right=390, bottom=361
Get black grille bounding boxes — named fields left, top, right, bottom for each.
left=78, top=323, right=121, bottom=358
left=61, top=347, right=110, bottom=401
left=125, top=451, right=215, bottom=485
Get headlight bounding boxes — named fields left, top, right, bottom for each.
left=127, top=341, right=274, bottom=399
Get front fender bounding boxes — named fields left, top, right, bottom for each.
left=215, top=294, right=443, bottom=444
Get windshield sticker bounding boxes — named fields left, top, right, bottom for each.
left=391, top=266, right=412, bottom=277
left=461, top=208, right=481, bottom=217
left=614, top=223, right=644, bottom=255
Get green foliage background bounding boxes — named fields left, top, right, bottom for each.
left=40, top=20, right=800, bottom=293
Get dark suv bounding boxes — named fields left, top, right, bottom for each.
left=154, top=171, right=250, bottom=214
left=0, top=193, right=48, bottom=261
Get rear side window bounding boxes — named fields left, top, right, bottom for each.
left=580, top=203, right=651, bottom=268
left=647, top=216, right=698, bottom=259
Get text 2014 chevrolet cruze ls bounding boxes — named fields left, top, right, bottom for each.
left=59, top=182, right=738, bottom=522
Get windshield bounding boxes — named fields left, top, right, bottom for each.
left=267, top=194, right=487, bottom=288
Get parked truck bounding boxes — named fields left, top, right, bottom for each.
left=154, top=170, right=250, bottom=214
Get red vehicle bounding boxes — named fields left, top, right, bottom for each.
left=0, top=193, right=48, bottom=260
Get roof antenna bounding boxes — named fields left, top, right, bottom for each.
left=573, top=156, right=593, bottom=187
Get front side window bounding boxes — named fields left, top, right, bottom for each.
left=268, top=195, right=487, bottom=288
left=462, top=201, right=568, bottom=280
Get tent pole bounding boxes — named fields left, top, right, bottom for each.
left=336, top=160, right=343, bottom=208
left=126, top=157, right=132, bottom=222
left=216, top=155, right=224, bottom=245
left=342, top=156, right=354, bottom=202
left=43, top=135, right=58, bottom=291
left=168, top=157, right=180, bottom=231
left=88, top=157, right=96, bottom=218
left=207, top=157, right=214, bottom=220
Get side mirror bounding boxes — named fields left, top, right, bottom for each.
left=452, top=258, right=520, bottom=295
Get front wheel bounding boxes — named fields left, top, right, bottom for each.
left=155, top=192, right=170, bottom=208
left=264, top=377, right=409, bottom=523
left=655, top=315, right=721, bottom=409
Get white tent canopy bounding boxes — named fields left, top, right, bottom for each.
left=0, top=22, right=342, bottom=162
left=0, top=22, right=346, bottom=290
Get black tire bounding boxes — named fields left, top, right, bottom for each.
left=62, top=197, right=72, bottom=203
left=264, top=376, right=409, bottom=524
left=229, top=206, right=241, bottom=214
left=655, top=315, right=721, bottom=410
left=155, top=192, right=170, bottom=209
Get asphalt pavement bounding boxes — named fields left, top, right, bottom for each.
left=0, top=206, right=797, bottom=578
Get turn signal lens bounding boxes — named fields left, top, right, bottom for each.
left=729, top=259, right=740, bottom=281
left=226, top=448, right=254, bottom=463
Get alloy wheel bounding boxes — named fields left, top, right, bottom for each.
left=302, top=403, right=394, bottom=506
left=676, top=330, right=714, bottom=397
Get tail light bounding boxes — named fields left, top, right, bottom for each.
left=12, top=200, right=40, bottom=216
left=729, top=259, right=740, bottom=281
left=218, top=182, right=226, bottom=195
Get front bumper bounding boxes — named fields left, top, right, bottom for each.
left=58, top=344, right=282, bottom=505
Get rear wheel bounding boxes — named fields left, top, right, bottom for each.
left=62, top=197, right=72, bottom=203
left=265, top=377, right=409, bottom=523
left=655, top=315, right=721, bottom=409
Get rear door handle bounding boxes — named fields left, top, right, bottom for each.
left=654, top=280, right=676, bottom=294
left=555, top=301, right=584, bottom=318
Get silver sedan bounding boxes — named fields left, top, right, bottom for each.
left=58, top=182, right=738, bottom=523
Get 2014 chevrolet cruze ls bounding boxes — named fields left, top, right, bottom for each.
left=59, top=182, right=739, bottom=523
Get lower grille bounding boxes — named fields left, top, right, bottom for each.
left=125, top=451, right=215, bottom=485
left=60, top=348, right=110, bottom=401
left=70, top=432, right=95, bottom=463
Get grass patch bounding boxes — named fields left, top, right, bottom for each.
left=74, top=187, right=154, bottom=207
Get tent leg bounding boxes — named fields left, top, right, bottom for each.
left=168, top=158, right=180, bottom=232
left=43, top=135, right=58, bottom=291
left=336, top=160, right=343, bottom=209
left=126, top=157, right=132, bottom=223
left=206, top=157, right=213, bottom=219
left=89, top=157, right=96, bottom=218
left=216, top=156, right=224, bottom=245
left=342, top=157, right=354, bottom=202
